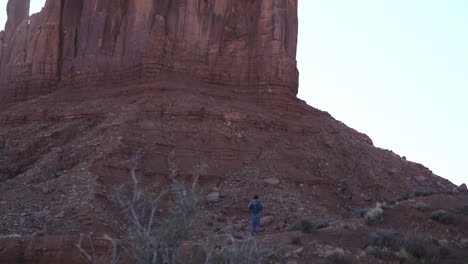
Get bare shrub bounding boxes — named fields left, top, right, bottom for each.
left=365, top=203, right=384, bottom=225
left=77, top=155, right=200, bottom=264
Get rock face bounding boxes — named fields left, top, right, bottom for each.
left=0, top=0, right=298, bottom=102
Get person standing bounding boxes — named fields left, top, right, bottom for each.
left=248, top=195, right=263, bottom=236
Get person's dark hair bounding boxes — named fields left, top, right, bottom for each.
left=254, top=195, right=259, bottom=199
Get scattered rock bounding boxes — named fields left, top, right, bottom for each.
left=78, top=215, right=93, bottom=225
left=206, top=192, right=220, bottom=203
left=33, top=210, right=51, bottom=218
left=260, top=215, right=274, bottom=226
left=264, top=178, right=280, bottom=186
left=233, top=222, right=245, bottom=231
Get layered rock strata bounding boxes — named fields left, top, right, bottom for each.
left=0, top=0, right=298, bottom=102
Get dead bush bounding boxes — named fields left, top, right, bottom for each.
left=77, top=155, right=201, bottom=264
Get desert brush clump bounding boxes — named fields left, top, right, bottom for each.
left=430, top=210, right=455, bottom=225
left=315, top=246, right=350, bottom=264
left=290, top=235, right=302, bottom=245
left=366, top=229, right=450, bottom=263
left=364, top=202, right=384, bottom=225
left=412, top=201, right=430, bottom=212
left=287, top=218, right=330, bottom=233
left=388, top=186, right=437, bottom=205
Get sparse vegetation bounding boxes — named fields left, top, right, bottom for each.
left=206, top=238, right=277, bottom=264
left=76, top=156, right=303, bottom=264
left=364, top=203, right=384, bottom=225
left=77, top=155, right=201, bottom=264
left=287, top=218, right=330, bottom=233
left=412, top=201, right=430, bottom=212
left=325, top=249, right=350, bottom=264
left=367, top=229, right=450, bottom=263
left=430, top=210, right=455, bottom=225
left=290, top=235, right=302, bottom=245
left=461, top=205, right=468, bottom=215
left=410, top=187, right=436, bottom=197
left=316, top=246, right=350, bottom=264
left=352, top=208, right=368, bottom=217
left=388, top=187, right=437, bottom=205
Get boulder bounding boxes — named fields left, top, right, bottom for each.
left=206, top=192, right=220, bottom=203
left=260, top=215, right=274, bottom=227
left=458, top=183, right=467, bottom=192
left=264, top=178, right=280, bottom=186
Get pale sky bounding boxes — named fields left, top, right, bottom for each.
left=0, top=0, right=466, bottom=185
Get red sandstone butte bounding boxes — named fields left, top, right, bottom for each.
left=0, top=0, right=298, bottom=103
left=0, top=1, right=465, bottom=263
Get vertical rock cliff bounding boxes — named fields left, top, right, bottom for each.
left=0, top=0, right=299, bottom=102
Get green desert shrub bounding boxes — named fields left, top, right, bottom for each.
left=430, top=210, right=455, bottom=225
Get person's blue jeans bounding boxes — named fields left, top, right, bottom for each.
left=251, top=213, right=261, bottom=235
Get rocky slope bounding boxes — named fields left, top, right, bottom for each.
left=0, top=0, right=465, bottom=263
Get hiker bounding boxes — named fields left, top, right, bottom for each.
left=248, top=195, right=263, bottom=236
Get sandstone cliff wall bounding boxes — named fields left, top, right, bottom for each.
left=0, top=0, right=299, bottom=102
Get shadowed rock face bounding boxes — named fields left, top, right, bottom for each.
left=0, top=0, right=298, bottom=102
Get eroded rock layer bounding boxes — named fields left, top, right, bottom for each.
left=0, top=0, right=298, bottom=102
